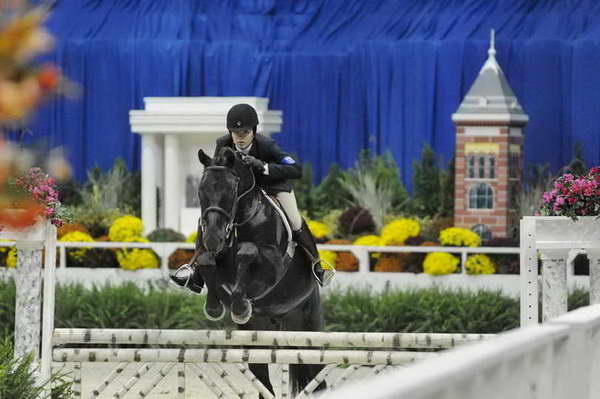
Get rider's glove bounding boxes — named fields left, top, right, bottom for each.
left=243, top=155, right=265, bottom=173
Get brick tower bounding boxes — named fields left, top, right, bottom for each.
left=452, top=31, right=529, bottom=240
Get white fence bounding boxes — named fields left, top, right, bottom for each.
left=1, top=240, right=593, bottom=296
left=322, top=216, right=600, bottom=399
left=324, top=303, right=600, bottom=399
left=0, top=241, right=534, bottom=295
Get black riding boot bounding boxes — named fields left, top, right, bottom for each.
left=293, top=221, right=335, bottom=287
left=169, top=252, right=214, bottom=295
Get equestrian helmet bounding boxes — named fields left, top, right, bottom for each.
left=227, top=103, right=259, bottom=130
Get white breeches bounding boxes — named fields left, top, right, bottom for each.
left=276, top=190, right=303, bottom=231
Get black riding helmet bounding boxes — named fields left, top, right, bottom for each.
left=227, top=103, right=259, bottom=132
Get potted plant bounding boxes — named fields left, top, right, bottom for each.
left=531, top=167, right=600, bottom=242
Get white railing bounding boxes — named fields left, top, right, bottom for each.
left=0, top=240, right=520, bottom=275
left=323, top=303, right=600, bottom=399
left=0, top=241, right=530, bottom=294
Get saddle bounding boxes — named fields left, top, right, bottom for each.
left=262, top=190, right=295, bottom=259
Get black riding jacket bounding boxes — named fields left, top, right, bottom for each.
left=214, top=133, right=302, bottom=195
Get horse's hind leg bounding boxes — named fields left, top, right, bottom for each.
left=231, top=242, right=258, bottom=324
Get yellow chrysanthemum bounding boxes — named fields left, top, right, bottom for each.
left=6, top=247, right=17, bottom=268
left=308, top=220, right=331, bottom=240
left=108, top=215, right=144, bottom=242
left=423, top=252, right=459, bottom=275
left=186, top=231, right=198, bottom=244
left=465, top=254, right=496, bottom=275
left=116, top=236, right=159, bottom=270
left=318, top=250, right=337, bottom=270
left=59, top=231, right=94, bottom=261
left=353, top=235, right=382, bottom=247
left=439, top=227, right=481, bottom=247
left=353, top=235, right=382, bottom=258
left=0, top=240, right=13, bottom=254
left=380, top=218, right=420, bottom=245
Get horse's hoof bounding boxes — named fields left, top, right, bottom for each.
left=204, top=301, right=226, bottom=321
left=231, top=299, right=252, bottom=324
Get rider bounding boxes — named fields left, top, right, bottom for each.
left=170, top=103, right=334, bottom=293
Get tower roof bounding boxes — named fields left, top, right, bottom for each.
left=452, top=30, right=528, bottom=125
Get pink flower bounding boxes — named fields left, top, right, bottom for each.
left=590, top=167, right=600, bottom=175
left=567, top=197, right=577, bottom=205
left=555, top=196, right=565, bottom=206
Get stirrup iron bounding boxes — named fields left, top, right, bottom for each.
left=312, top=257, right=335, bottom=287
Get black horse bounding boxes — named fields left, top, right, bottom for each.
left=192, top=147, right=324, bottom=396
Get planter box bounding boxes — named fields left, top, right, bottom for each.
left=0, top=217, right=47, bottom=242
left=524, top=216, right=600, bottom=244
left=526, top=216, right=600, bottom=247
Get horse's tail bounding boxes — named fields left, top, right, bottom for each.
left=289, top=364, right=325, bottom=396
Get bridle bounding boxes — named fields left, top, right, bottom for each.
left=200, top=164, right=258, bottom=251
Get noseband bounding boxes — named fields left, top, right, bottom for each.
left=200, top=164, right=257, bottom=251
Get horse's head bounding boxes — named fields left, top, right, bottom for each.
left=197, top=147, right=254, bottom=254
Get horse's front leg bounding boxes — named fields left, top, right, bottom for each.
left=231, top=242, right=259, bottom=324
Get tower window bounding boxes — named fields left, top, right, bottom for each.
left=509, top=153, right=519, bottom=178
left=488, top=156, right=495, bottom=179
left=478, top=156, right=486, bottom=178
left=467, top=155, right=475, bottom=178
left=468, top=183, right=494, bottom=209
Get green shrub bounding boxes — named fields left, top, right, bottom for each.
left=0, top=280, right=594, bottom=343
left=294, top=163, right=317, bottom=218
left=410, top=144, right=442, bottom=217
left=0, top=338, right=73, bottom=398
left=323, top=287, right=519, bottom=333
left=146, top=228, right=186, bottom=243
left=0, top=279, right=15, bottom=340
left=312, top=163, right=347, bottom=218
left=340, top=150, right=408, bottom=230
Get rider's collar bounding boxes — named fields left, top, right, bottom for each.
left=235, top=143, right=253, bottom=154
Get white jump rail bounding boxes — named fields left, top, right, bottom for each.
left=50, top=328, right=490, bottom=397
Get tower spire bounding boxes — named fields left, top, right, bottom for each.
left=489, top=29, right=496, bottom=57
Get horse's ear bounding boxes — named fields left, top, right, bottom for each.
left=198, top=149, right=212, bottom=167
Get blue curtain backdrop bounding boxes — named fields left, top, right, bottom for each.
left=17, top=0, right=600, bottom=189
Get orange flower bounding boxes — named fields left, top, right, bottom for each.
left=0, top=199, right=43, bottom=229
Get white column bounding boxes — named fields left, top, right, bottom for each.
left=164, top=134, right=181, bottom=231
left=520, top=218, right=539, bottom=326
left=40, top=224, right=57, bottom=387
left=539, top=248, right=569, bottom=322
left=141, top=134, right=158, bottom=234
left=585, top=248, right=600, bottom=305
left=14, top=239, right=44, bottom=364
